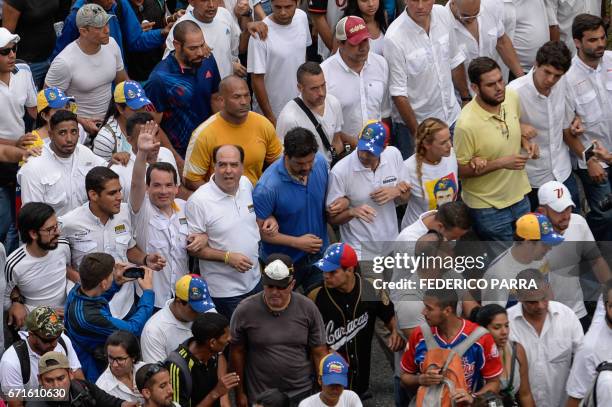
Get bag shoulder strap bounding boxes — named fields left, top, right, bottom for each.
left=420, top=324, right=439, bottom=351
left=166, top=351, right=192, bottom=397
left=593, top=361, right=612, bottom=407
left=452, top=326, right=488, bottom=357
left=508, top=341, right=518, bottom=389
left=102, top=123, right=119, bottom=154
left=13, top=339, right=30, bottom=386
left=292, top=97, right=333, bottom=153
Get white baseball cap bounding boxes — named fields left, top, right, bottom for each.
left=537, top=180, right=575, bottom=212
left=0, top=28, right=20, bottom=49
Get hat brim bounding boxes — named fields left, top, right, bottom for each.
left=321, top=373, right=348, bottom=387
left=357, top=139, right=383, bottom=157
left=48, top=96, right=76, bottom=110
left=261, top=274, right=292, bottom=288
left=189, top=299, right=215, bottom=313
left=314, top=258, right=340, bottom=273
left=545, top=198, right=575, bottom=213
left=126, top=96, right=152, bottom=111
left=85, top=14, right=113, bottom=28
left=0, top=33, right=20, bottom=48
left=347, top=31, right=370, bottom=45
left=541, top=233, right=564, bottom=246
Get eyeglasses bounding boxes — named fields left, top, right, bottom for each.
left=108, top=355, right=131, bottom=365
left=33, top=331, right=60, bottom=345
left=39, top=223, right=61, bottom=235
left=0, top=45, right=17, bottom=56
left=458, top=11, right=480, bottom=22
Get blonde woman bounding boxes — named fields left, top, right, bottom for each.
left=401, top=118, right=458, bottom=229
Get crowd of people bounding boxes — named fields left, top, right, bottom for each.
left=1, top=0, right=612, bottom=406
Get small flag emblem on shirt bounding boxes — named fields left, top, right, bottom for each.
left=205, top=70, right=213, bottom=79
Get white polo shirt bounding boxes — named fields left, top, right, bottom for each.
left=132, top=198, right=189, bottom=309
left=507, top=301, right=584, bottom=407
left=59, top=203, right=137, bottom=319
left=547, top=0, right=585, bottom=55
left=110, top=147, right=179, bottom=203
left=384, top=6, right=465, bottom=126
left=165, top=6, right=240, bottom=80
left=3, top=240, right=71, bottom=312
left=186, top=175, right=261, bottom=298
left=0, top=331, right=81, bottom=392
left=565, top=52, right=612, bottom=169
left=140, top=299, right=194, bottom=363
left=275, top=95, right=343, bottom=164
left=18, top=144, right=106, bottom=216
left=0, top=63, right=36, bottom=140
left=512, top=0, right=550, bottom=72
left=326, top=147, right=408, bottom=259
left=566, top=321, right=612, bottom=399
left=321, top=52, right=391, bottom=138
left=446, top=0, right=505, bottom=90
left=507, top=70, right=572, bottom=187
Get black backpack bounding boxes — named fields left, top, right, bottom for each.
left=13, top=337, right=68, bottom=386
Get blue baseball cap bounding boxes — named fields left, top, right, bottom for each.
left=516, top=212, right=564, bottom=246
left=314, top=243, right=358, bottom=272
left=114, top=80, right=152, bottom=110
left=37, top=88, right=76, bottom=113
left=175, top=274, right=215, bottom=313
left=357, top=120, right=387, bottom=157
left=319, top=353, right=349, bottom=387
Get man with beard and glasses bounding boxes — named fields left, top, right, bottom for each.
left=136, top=363, right=180, bottom=407
left=186, top=144, right=264, bottom=320
left=3, top=203, right=76, bottom=331
left=145, top=20, right=222, bottom=160
left=564, top=14, right=612, bottom=241
left=183, top=75, right=282, bottom=189
left=454, top=57, right=536, bottom=243
left=17, top=110, right=106, bottom=217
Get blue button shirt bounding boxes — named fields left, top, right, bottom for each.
left=144, top=53, right=221, bottom=157
left=253, top=153, right=330, bottom=262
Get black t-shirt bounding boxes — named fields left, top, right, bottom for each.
left=308, top=274, right=395, bottom=395
left=5, top=0, right=70, bottom=62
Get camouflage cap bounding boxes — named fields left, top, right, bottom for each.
left=25, top=307, right=64, bottom=338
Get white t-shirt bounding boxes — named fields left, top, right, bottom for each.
left=0, top=331, right=81, bottom=391
left=512, top=0, right=550, bottom=72
left=401, top=150, right=458, bottom=229
left=45, top=38, right=124, bottom=119
left=275, top=95, right=343, bottom=164
left=247, top=9, right=311, bottom=118
left=299, top=390, right=362, bottom=407
left=0, top=63, right=37, bottom=141
left=326, top=147, right=408, bottom=259
left=369, top=33, right=385, bottom=56
left=165, top=6, right=240, bottom=80
left=3, top=242, right=70, bottom=312
left=566, top=322, right=612, bottom=399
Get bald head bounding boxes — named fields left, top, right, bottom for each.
left=454, top=0, right=480, bottom=17
left=173, top=20, right=202, bottom=44
left=213, top=144, right=244, bottom=164
left=219, top=75, right=248, bottom=96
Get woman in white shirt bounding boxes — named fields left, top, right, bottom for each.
left=96, top=330, right=146, bottom=404
left=474, top=304, right=536, bottom=407
left=401, top=118, right=459, bottom=229
left=344, top=0, right=387, bottom=56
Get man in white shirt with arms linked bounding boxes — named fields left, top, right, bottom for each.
left=321, top=16, right=391, bottom=140
left=45, top=3, right=128, bottom=134
left=276, top=61, right=353, bottom=165
left=186, top=144, right=263, bottom=319
left=384, top=0, right=470, bottom=159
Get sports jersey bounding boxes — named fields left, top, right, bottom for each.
left=401, top=319, right=503, bottom=391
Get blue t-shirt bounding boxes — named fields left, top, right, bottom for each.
left=253, top=153, right=330, bottom=262
left=144, top=53, right=221, bottom=157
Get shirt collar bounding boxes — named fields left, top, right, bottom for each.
left=350, top=149, right=387, bottom=172
left=208, top=174, right=242, bottom=201
left=334, top=51, right=370, bottom=75
left=511, top=303, right=560, bottom=321
left=467, top=98, right=505, bottom=122
left=573, top=54, right=602, bottom=74
left=401, top=8, right=432, bottom=34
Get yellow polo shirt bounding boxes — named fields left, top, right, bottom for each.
left=454, top=89, right=531, bottom=209
left=183, top=112, right=283, bottom=185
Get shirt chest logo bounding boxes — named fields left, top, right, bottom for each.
left=382, top=176, right=397, bottom=185
left=114, top=224, right=127, bottom=234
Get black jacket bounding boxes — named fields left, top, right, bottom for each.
left=27, top=379, right=125, bottom=407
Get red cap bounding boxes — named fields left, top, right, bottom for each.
left=335, top=16, right=370, bottom=45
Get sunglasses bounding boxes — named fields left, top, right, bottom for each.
left=0, top=45, right=17, bottom=56
left=143, top=362, right=166, bottom=384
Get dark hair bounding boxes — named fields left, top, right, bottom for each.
left=255, top=389, right=291, bottom=407
left=174, top=20, right=201, bottom=43
left=515, top=268, right=547, bottom=298
left=468, top=57, right=501, bottom=86
left=192, top=313, right=230, bottom=345
left=602, top=278, right=612, bottom=303
left=49, top=110, right=78, bottom=130
left=473, top=304, right=507, bottom=327
left=79, top=253, right=115, bottom=291
left=135, top=363, right=169, bottom=392
left=572, top=13, right=606, bottom=40
left=101, top=98, right=123, bottom=128
left=535, top=41, right=572, bottom=73
left=424, top=289, right=458, bottom=313
left=105, top=330, right=142, bottom=362
left=284, top=127, right=319, bottom=158
left=85, top=166, right=119, bottom=195
left=414, top=231, right=444, bottom=258
left=344, top=0, right=387, bottom=34
left=17, top=202, right=55, bottom=244
left=296, top=61, right=323, bottom=85
left=436, top=201, right=471, bottom=231
left=212, top=144, right=245, bottom=164
left=146, top=162, right=178, bottom=186
left=126, top=112, right=154, bottom=140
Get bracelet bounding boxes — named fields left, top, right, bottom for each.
left=224, top=251, right=231, bottom=264
left=142, top=254, right=148, bottom=266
